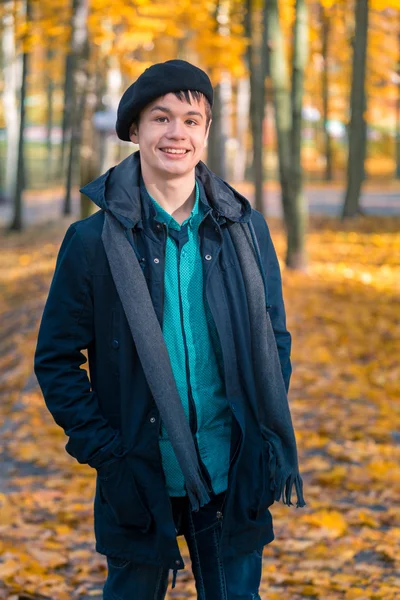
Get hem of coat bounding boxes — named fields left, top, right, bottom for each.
left=95, top=531, right=275, bottom=566
left=221, top=530, right=275, bottom=557
left=95, top=543, right=185, bottom=571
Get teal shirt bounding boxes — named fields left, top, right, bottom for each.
left=142, top=179, right=232, bottom=496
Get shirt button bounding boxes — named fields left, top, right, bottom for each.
left=231, top=403, right=236, bottom=411
left=150, top=417, right=156, bottom=424
left=154, top=258, right=160, bottom=264
left=156, top=224, right=162, bottom=230
left=205, top=254, right=212, bottom=261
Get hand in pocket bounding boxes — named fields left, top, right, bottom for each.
left=97, top=456, right=152, bottom=531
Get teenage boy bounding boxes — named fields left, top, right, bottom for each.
left=35, top=59, right=305, bottom=600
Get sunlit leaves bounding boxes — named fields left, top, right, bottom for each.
left=0, top=213, right=400, bottom=597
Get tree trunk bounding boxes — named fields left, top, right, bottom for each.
left=342, top=0, right=369, bottom=219
left=79, top=80, right=96, bottom=219
left=58, top=0, right=78, bottom=179
left=101, top=60, right=122, bottom=173
left=245, top=0, right=265, bottom=214
left=396, top=12, right=400, bottom=179
left=266, top=0, right=308, bottom=269
left=207, top=1, right=228, bottom=178
left=46, top=47, right=54, bottom=173
left=233, top=77, right=250, bottom=182
left=59, top=0, right=80, bottom=179
left=206, top=83, right=226, bottom=178
left=265, top=0, right=292, bottom=225
left=288, top=0, right=308, bottom=269
left=10, top=49, right=27, bottom=231
left=63, top=0, right=89, bottom=216
left=58, top=52, right=74, bottom=177
left=9, top=0, right=31, bottom=231
left=321, top=6, right=333, bottom=181
left=80, top=56, right=103, bottom=219
left=2, top=3, right=21, bottom=204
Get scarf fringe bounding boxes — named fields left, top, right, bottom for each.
left=265, top=440, right=306, bottom=509
left=187, top=474, right=211, bottom=512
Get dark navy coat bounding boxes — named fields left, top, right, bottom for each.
left=34, top=152, right=292, bottom=570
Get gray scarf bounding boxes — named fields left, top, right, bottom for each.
left=102, top=210, right=306, bottom=512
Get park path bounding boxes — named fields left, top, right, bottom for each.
left=0, top=183, right=399, bottom=229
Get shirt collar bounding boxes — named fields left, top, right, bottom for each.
left=141, top=178, right=203, bottom=231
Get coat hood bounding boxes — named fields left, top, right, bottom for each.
left=80, top=151, right=252, bottom=229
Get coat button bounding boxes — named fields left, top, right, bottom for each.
left=154, top=258, right=160, bottom=264
left=156, top=224, right=162, bottom=230
left=175, top=560, right=180, bottom=565
left=205, top=254, right=212, bottom=261
left=112, top=339, right=119, bottom=349
left=231, top=403, right=236, bottom=411
left=150, top=417, right=156, bottom=423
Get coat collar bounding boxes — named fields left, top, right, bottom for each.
left=80, top=150, right=252, bottom=230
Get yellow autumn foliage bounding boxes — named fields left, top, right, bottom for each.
left=0, top=212, right=399, bottom=598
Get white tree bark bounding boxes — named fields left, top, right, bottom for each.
left=2, top=3, right=21, bottom=203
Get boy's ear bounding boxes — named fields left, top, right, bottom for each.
left=129, top=123, right=139, bottom=143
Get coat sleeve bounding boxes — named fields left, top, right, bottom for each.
left=251, top=211, right=293, bottom=393
left=34, top=224, right=125, bottom=469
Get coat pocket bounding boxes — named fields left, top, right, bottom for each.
left=255, top=441, right=276, bottom=517
left=97, top=456, right=152, bottom=532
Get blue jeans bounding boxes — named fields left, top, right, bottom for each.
left=103, top=491, right=264, bottom=599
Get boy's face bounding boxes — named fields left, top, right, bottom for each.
left=129, top=93, right=211, bottom=180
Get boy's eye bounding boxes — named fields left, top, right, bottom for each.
left=154, top=117, right=197, bottom=125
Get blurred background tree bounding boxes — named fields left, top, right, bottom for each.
left=342, top=0, right=369, bottom=218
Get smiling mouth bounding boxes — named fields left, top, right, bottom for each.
left=159, top=148, right=190, bottom=155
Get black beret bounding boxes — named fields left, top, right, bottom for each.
left=116, top=59, right=213, bottom=142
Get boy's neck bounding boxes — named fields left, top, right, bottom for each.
left=141, top=166, right=196, bottom=224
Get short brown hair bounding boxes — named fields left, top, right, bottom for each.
left=130, top=89, right=212, bottom=134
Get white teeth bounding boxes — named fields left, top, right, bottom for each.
left=161, top=148, right=187, bottom=154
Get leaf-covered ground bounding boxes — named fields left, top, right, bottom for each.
left=0, top=214, right=399, bottom=599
